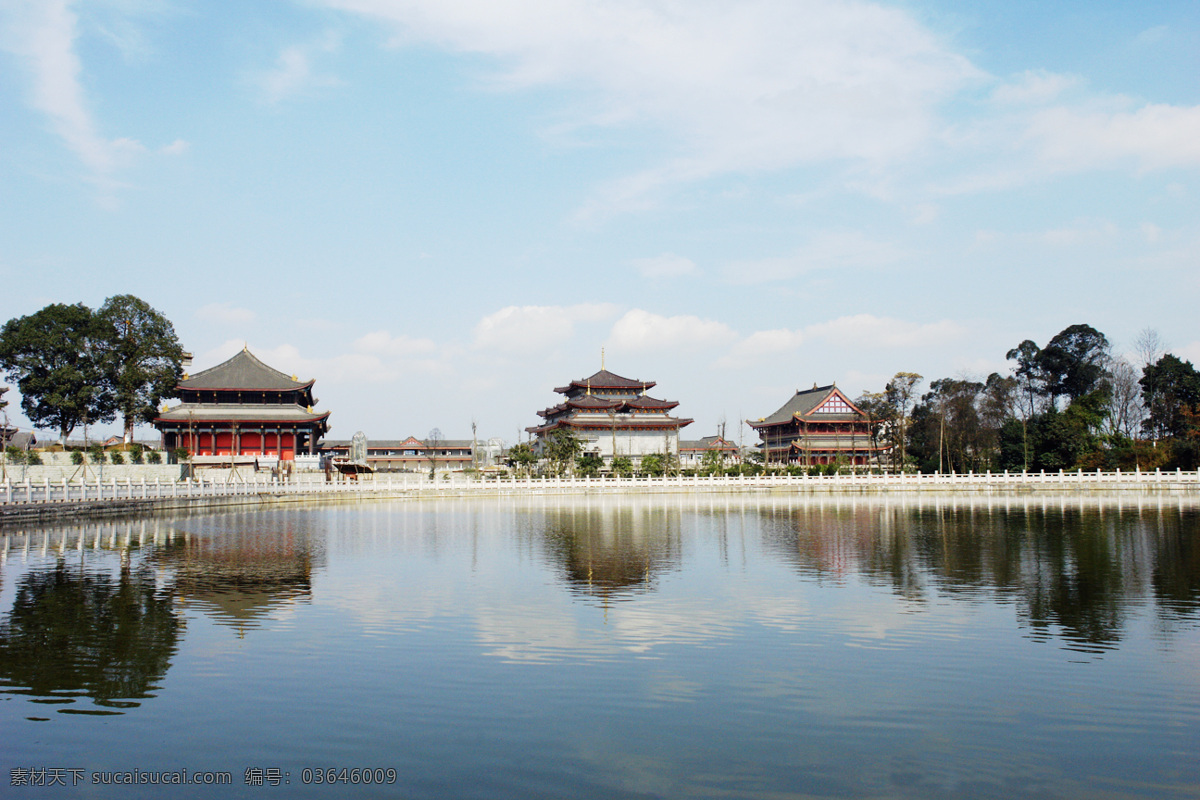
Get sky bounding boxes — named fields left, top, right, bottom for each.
left=1, top=0, right=1197, bottom=446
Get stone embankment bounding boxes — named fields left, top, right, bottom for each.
left=1, top=469, right=1197, bottom=526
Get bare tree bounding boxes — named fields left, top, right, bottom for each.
left=1104, top=358, right=1144, bottom=440
left=1134, top=328, right=1167, bottom=370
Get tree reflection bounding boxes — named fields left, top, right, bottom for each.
left=0, top=561, right=181, bottom=712
left=762, top=499, right=1200, bottom=650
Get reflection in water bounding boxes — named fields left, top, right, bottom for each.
left=752, top=494, right=1200, bottom=651
left=0, top=559, right=181, bottom=715
left=149, top=513, right=323, bottom=635
left=537, top=502, right=682, bottom=603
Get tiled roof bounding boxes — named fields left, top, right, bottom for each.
left=155, top=403, right=330, bottom=424
left=554, top=370, right=655, bottom=394
left=750, top=384, right=865, bottom=426
left=179, top=349, right=312, bottom=391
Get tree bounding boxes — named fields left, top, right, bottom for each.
left=1140, top=354, right=1200, bottom=440
left=1103, top=358, right=1144, bottom=441
left=425, top=428, right=444, bottom=477
left=855, top=391, right=893, bottom=469
left=544, top=429, right=582, bottom=476
left=0, top=303, right=116, bottom=443
left=575, top=452, right=603, bottom=477
left=884, top=372, right=922, bottom=470
left=1038, top=324, right=1111, bottom=409
left=95, top=295, right=186, bottom=444
left=639, top=453, right=665, bottom=476
left=610, top=455, right=634, bottom=477
left=505, top=442, right=537, bottom=476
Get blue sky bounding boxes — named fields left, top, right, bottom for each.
left=1, top=0, right=1197, bottom=445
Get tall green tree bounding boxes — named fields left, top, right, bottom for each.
left=1140, top=354, right=1200, bottom=440
left=0, top=303, right=116, bottom=443
left=1038, top=324, right=1112, bottom=409
left=96, top=295, right=187, bottom=443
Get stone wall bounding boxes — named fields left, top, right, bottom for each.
left=1, top=464, right=184, bottom=483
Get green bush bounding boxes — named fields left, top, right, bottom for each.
left=4, top=446, right=25, bottom=465
left=88, top=444, right=106, bottom=464
left=26, top=451, right=42, bottom=465
left=172, top=447, right=190, bottom=463
left=110, top=451, right=125, bottom=465
left=71, top=450, right=85, bottom=465
left=147, top=450, right=162, bottom=464
left=130, top=443, right=144, bottom=464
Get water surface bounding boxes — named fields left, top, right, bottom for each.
left=2, top=493, right=1198, bottom=799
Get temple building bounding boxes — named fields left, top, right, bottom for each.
left=748, top=384, right=882, bottom=467
left=678, top=435, right=742, bottom=469
left=153, top=348, right=330, bottom=461
left=320, top=436, right=476, bottom=472
left=527, top=368, right=692, bottom=466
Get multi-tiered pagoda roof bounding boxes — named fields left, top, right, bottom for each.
left=528, top=369, right=692, bottom=437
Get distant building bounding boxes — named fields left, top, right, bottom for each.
left=527, top=369, right=693, bottom=465
left=678, top=435, right=742, bottom=469
left=748, top=384, right=882, bottom=467
left=153, top=348, right=330, bottom=460
left=320, top=436, right=475, bottom=472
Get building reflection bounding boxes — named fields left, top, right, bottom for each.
left=147, top=512, right=324, bottom=636
left=536, top=500, right=683, bottom=604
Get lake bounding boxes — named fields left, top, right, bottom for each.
left=2, top=493, right=1198, bottom=799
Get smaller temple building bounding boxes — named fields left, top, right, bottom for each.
left=153, top=348, right=330, bottom=461
left=320, top=436, right=476, bottom=472
left=678, top=435, right=742, bottom=469
left=528, top=368, right=692, bottom=466
left=749, top=384, right=882, bottom=467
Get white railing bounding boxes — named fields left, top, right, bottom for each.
left=1, top=468, right=1198, bottom=506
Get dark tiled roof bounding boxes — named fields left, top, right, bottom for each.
left=555, top=370, right=655, bottom=394
left=624, top=395, right=678, bottom=410
left=751, top=384, right=840, bottom=426
left=179, top=349, right=312, bottom=391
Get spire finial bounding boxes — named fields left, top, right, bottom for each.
left=601, top=347, right=605, bottom=370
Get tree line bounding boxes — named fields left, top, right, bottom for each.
left=0, top=297, right=186, bottom=445
left=856, top=324, right=1199, bottom=473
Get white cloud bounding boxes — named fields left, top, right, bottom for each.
left=318, top=0, right=982, bottom=210
left=630, top=252, right=697, bottom=279
left=159, top=138, right=189, bottom=155
left=724, top=231, right=910, bottom=284
left=714, top=314, right=962, bottom=369
left=354, top=330, right=438, bottom=357
left=607, top=309, right=736, bottom=352
left=195, top=302, right=257, bottom=326
left=253, top=33, right=343, bottom=104
left=1026, top=103, right=1200, bottom=172
left=990, top=70, right=1080, bottom=106
left=473, top=303, right=619, bottom=352
left=0, top=0, right=145, bottom=179
left=803, top=314, right=964, bottom=348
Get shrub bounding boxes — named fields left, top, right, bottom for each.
left=109, top=451, right=125, bottom=465
left=4, top=446, right=25, bottom=465
left=147, top=450, right=162, bottom=465
left=88, top=444, right=106, bottom=464
left=71, top=450, right=85, bottom=465
left=172, top=447, right=190, bottom=463
left=130, top=443, right=144, bottom=464
left=26, top=451, right=42, bottom=465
